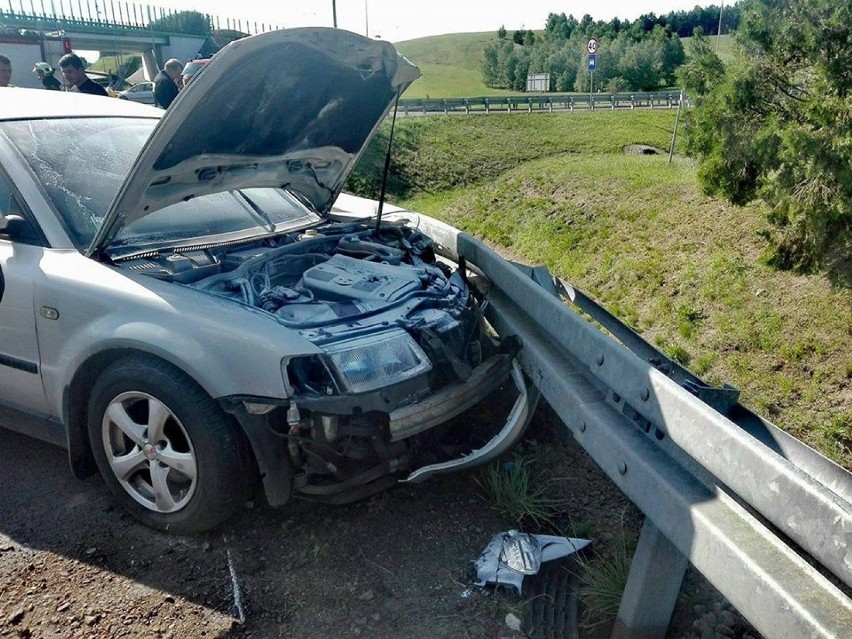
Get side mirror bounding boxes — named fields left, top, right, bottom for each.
left=0, top=214, right=29, bottom=238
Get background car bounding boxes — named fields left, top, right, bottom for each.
left=116, top=81, right=154, bottom=104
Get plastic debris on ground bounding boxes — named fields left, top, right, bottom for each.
left=472, top=529, right=592, bottom=595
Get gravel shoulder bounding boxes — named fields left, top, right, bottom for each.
left=0, top=406, right=758, bottom=639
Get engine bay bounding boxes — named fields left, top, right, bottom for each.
left=119, top=219, right=496, bottom=394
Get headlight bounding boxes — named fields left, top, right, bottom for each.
left=323, top=329, right=432, bottom=393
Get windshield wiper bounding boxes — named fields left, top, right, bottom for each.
left=238, top=191, right=275, bottom=231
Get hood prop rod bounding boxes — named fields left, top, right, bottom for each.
left=375, top=88, right=402, bottom=233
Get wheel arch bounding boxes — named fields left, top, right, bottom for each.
left=62, top=347, right=264, bottom=484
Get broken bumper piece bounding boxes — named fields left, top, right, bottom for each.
left=474, top=530, right=592, bottom=595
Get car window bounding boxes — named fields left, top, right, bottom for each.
left=0, top=117, right=319, bottom=252
left=0, top=169, right=42, bottom=245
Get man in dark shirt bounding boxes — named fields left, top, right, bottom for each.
left=154, top=59, right=183, bottom=109
left=58, top=53, right=108, bottom=96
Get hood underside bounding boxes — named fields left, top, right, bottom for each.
left=87, top=27, right=420, bottom=256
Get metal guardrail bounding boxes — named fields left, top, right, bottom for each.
left=382, top=208, right=852, bottom=639
left=397, top=92, right=688, bottom=115
left=0, top=5, right=279, bottom=37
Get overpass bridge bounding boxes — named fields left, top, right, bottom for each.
left=0, top=3, right=282, bottom=88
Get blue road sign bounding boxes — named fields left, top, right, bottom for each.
left=588, top=54, right=596, bottom=71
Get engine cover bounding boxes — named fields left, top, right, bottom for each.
left=301, top=254, right=424, bottom=303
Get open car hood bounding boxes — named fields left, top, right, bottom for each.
left=87, top=27, right=420, bottom=256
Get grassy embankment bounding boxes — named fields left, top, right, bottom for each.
left=352, top=110, right=851, bottom=469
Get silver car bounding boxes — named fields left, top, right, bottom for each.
left=116, top=81, right=155, bottom=105
left=0, top=28, right=532, bottom=534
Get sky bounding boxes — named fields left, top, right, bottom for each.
left=144, top=0, right=713, bottom=43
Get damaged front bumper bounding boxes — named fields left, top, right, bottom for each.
left=401, top=360, right=534, bottom=483
left=223, top=355, right=536, bottom=506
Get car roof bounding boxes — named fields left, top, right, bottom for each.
left=0, top=88, right=161, bottom=121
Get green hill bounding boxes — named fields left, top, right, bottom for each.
left=396, top=31, right=522, bottom=99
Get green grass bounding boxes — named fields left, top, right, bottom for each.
left=396, top=31, right=498, bottom=69
left=88, top=53, right=141, bottom=77
left=401, top=63, right=519, bottom=99
left=475, top=457, right=568, bottom=529
left=351, top=109, right=851, bottom=470
left=576, top=527, right=637, bottom=627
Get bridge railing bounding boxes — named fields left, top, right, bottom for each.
left=0, top=4, right=280, bottom=37
left=397, top=92, right=688, bottom=116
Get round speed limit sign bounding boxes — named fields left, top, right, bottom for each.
left=587, top=38, right=598, bottom=55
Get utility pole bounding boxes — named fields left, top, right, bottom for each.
left=668, top=89, right=683, bottom=164
left=716, top=0, right=724, bottom=52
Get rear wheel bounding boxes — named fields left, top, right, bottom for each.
left=87, top=355, right=253, bottom=534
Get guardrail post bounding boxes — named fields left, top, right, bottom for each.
left=548, top=97, right=553, bottom=112
left=650, top=93, right=655, bottom=109
left=569, top=97, right=574, bottom=111
left=611, top=520, right=688, bottom=639
left=667, top=93, right=673, bottom=108
left=527, top=97, right=532, bottom=113
left=484, top=98, right=489, bottom=114
left=442, top=99, right=448, bottom=114
left=464, top=98, right=470, bottom=114
left=630, top=95, right=635, bottom=109
left=610, top=95, right=615, bottom=110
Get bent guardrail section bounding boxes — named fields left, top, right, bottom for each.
left=388, top=209, right=852, bottom=639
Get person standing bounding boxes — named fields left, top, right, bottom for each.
left=154, top=58, right=183, bottom=108
left=58, top=53, right=107, bottom=96
left=0, top=55, right=12, bottom=87
left=33, top=62, right=62, bottom=90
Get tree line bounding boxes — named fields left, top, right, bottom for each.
left=482, top=4, right=742, bottom=94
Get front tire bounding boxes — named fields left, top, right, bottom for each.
left=87, top=355, right=253, bottom=534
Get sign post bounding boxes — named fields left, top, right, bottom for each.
left=587, top=38, right=598, bottom=110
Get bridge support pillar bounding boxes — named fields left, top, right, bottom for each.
left=611, top=520, right=687, bottom=639
left=141, top=49, right=160, bottom=80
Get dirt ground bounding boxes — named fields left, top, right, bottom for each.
left=0, top=404, right=758, bottom=639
